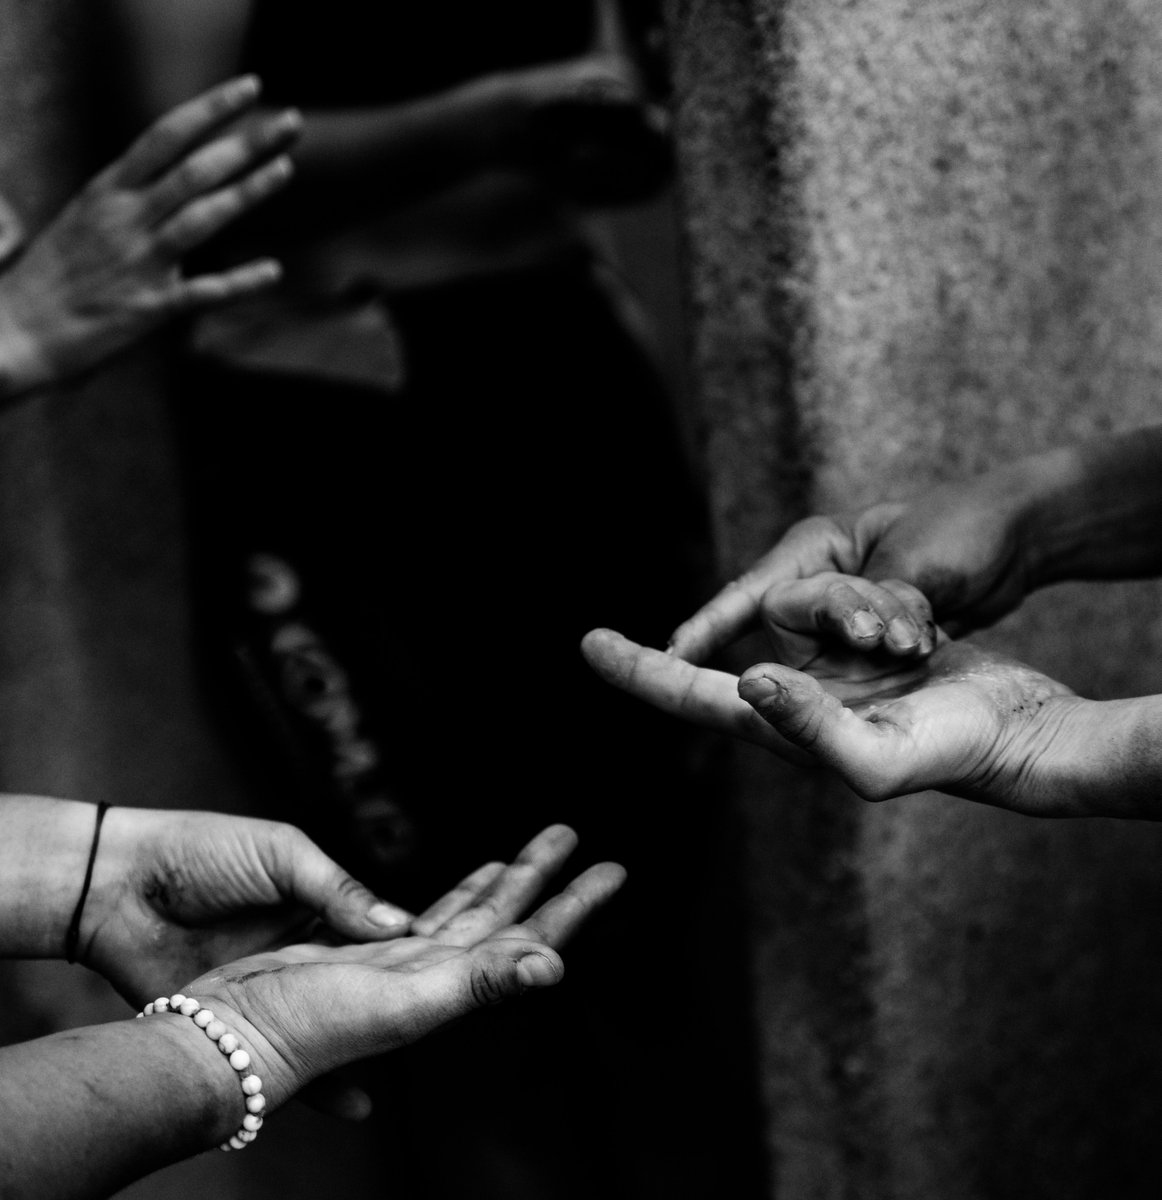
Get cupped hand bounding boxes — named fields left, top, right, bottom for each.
left=668, top=485, right=1033, bottom=665
left=182, top=825, right=626, bottom=1109
left=0, top=75, right=301, bottom=395
left=83, top=809, right=412, bottom=1005
left=583, top=626, right=1092, bottom=816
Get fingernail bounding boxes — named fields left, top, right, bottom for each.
left=517, top=953, right=561, bottom=988
left=739, top=674, right=784, bottom=710
left=231, top=75, right=261, bottom=101
left=850, top=610, right=882, bottom=640
left=887, top=617, right=919, bottom=649
left=367, top=903, right=409, bottom=929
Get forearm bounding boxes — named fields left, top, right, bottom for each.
left=0, top=1015, right=240, bottom=1200
left=0, top=796, right=98, bottom=958
left=1005, top=426, right=1162, bottom=588
left=1005, top=693, right=1162, bottom=819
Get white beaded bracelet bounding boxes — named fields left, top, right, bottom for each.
left=136, top=993, right=267, bottom=1151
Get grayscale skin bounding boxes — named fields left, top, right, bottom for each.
left=0, top=75, right=302, bottom=401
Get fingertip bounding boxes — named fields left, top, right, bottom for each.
left=366, top=902, right=412, bottom=934
left=597, top=861, right=628, bottom=895
left=516, top=950, right=564, bottom=989
left=738, top=672, right=784, bottom=714
left=580, top=626, right=616, bottom=655
left=579, top=627, right=631, bottom=679
left=226, top=74, right=262, bottom=105
left=541, top=822, right=579, bottom=848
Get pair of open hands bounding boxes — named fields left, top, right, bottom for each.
left=582, top=491, right=1109, bottom=817
left=81, top=809, right=621, bottom=1113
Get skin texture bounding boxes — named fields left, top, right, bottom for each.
left=0, top=797, right=411, bottom=998
left=590, top=429, right=1162, bottom=818
left=669, top=428, right=1162, bottom=663
left=0, top=75, right=301, bottom=399
left=0, top=823, right=624, bottom=1200
left=581, top=580, right=1162, bottom=820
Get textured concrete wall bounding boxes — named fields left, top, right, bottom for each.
left=666, top=2, right=1162, bottom=1197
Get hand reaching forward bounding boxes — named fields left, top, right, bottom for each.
left=0, top=75, right=301, bottom=398
left=580, top=626, right=1153, bottom=818
left=82, top=808, right=413, bottom=1006
left=182, top=824, right=626, bottom=1109
left=667, top=486, right=1034, bottom=667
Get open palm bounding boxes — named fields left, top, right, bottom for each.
left=582, top=627, right=1085, bottom=815
left=182, top=825, right=625, bottom=1107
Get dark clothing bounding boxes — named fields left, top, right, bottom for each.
left=174, top=6, right=768, bottom=1196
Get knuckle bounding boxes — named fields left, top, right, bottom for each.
left=469, top=959, right=518, bottom=1007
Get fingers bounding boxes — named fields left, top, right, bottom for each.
left=667, top=518, right=852, bottom=663
left=172, top=258, right=283, bottom=311
left=761, top=574, right=936, bottom=664
left=581, top=627, right=797, bottom=755
left=147, top=111, right=301, bottom=224
left=737, top=664, right=908, bottom=801
left=413, top=825, right=580, bottom=946
left=666, top=577, right=764, bottom=665
left=425, top=938, right=567, bottom=1024
left=109, top=76, right=267, bottom=188
left=411, top=861, right=506, bottom=935
left=155, top=150, right=294, bottom=256
left=264, top=824, right=412, bottom=940
left=502, top=860, right=627, bottom=949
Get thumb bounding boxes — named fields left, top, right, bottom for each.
left=738, top=665, right=900, bottom=802
left=464, top=941, right=564, bottom=1008
left=390, top=940, right=566, bottom=1046
left=267, top=825, right=412, bottom=939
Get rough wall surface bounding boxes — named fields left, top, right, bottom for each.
left=666, top=2, right=1162, bottom=1197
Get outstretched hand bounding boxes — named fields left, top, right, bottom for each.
left=583, top=625, right=1093, bottom=817
left=183, top=825, right=625, bottom=1109
left=83, top=809, right=413, bottom=1006
left=667, top=492, right=1033, bottom=666
left=0, top=75, right=300, bottom=397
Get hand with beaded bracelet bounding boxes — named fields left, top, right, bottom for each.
left=0, top=823, right=623, bottom=1199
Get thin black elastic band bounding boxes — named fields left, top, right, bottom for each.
left=65, top=802, right=111, bottom=964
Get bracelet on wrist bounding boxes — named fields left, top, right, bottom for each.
left=137, top=994, right=267, bottom=1151
left=64, top=802, right=110, bottom=965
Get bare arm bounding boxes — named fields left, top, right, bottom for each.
left=669, top=425, right=1162, bottom=665
left=101, top=0, right=669, bottom=244
left=0, top=824, right=625, bottom=1199
left=0, top=1017, right=240, bottom=1200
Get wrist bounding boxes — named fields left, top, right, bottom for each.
left=144, top=1012, right=245, bottom=1147
left=0, top=289, right=55, bottom=400
left=997, top=695, right=1162, bottom=819
left=1010, top=428, right=1162, bottom=589
left=181, top=984, right=300, bottom=1111
left=0, top=796, right=102, bottom=958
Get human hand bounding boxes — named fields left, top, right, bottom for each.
left=0, top=75, right=301, bottom=397
left=669, top=480, right=1038, bottom=667
left=82, top=808, right=412, bottom=1006
left=581, top=626, right=1129, bottom=817
left=182, top=825, right=625, bottom=1110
